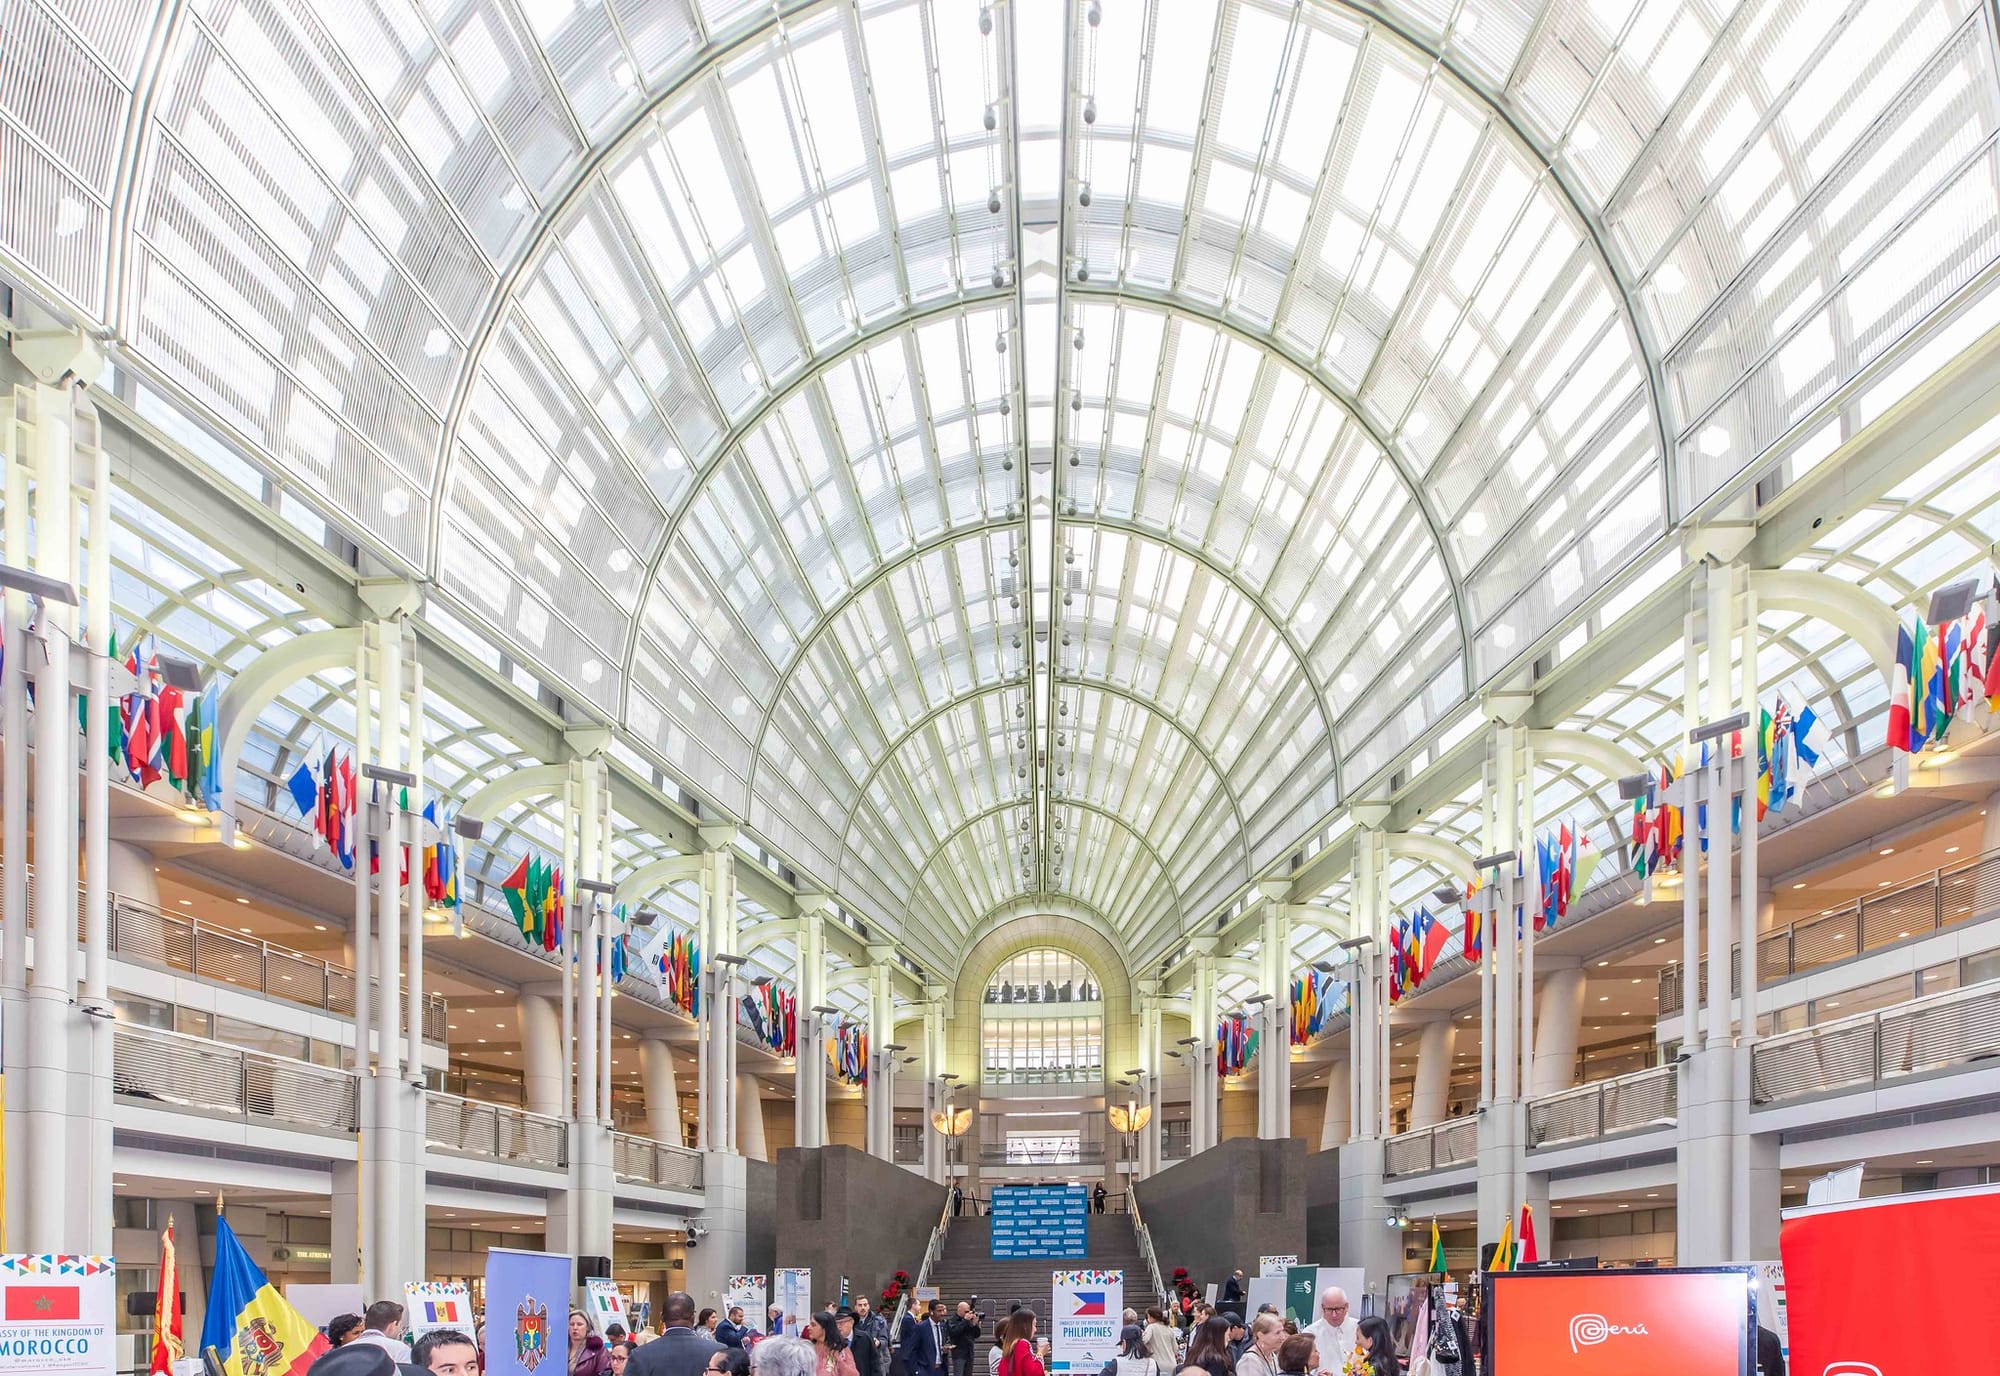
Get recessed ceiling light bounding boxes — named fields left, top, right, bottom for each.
left=1946, top=846, right=1961, bottom=854
left=1646, top=1193, right=1657, bottom=1198
left=1792, top=882, right=1806, bottom=889
left=315, top=924, right=328, bottom=931
left=1597, top=960, right=1610, bottom=968
left=1916, top=1159, right=1933, bottom=1165
left=239, top=926, right=253, bottom=934
left=1598, top=995, right=1609, bottom=1002
left=479, top=1038, right=489, bottom=1043
left=1879, top=847, right=1895, bottom=855
left=1653, top=937, right=1665, bottom=944
left=236, top=897, right=249, bottom=904
left=178, top=899, right=192, bottom=906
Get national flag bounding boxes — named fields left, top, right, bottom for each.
left=1962, top=602, right=1989, bottom=710
left=198, top=1213, right=328, bottom=1376
left=1489, top=1216, right=1513, bottom=1273
left=150, top=1218, right=184, bottom=1376
left=195, top=681, right=222, bottom=808
left=1517, top=1203, right=1539, bottom=1266
left=423, top=1297, right=466, bottom=1325
left=286, top=762, right=318, bottom=820
left=1462, top=876, right=1483, bottom=960
left=501, top=855, right=532, bottom=936
left=1069, top=1293, right=1106, bottom=1317
left=1427, top=1218, right=1446, bottom=1274
left=1571, top=828, right=1599, bottom=898
left=159, top=681, right=189, bottom=791
left=1887, top=622, right=1914, bottom=753
left=1416, top=907, right=1450, bottom=982
left=5, top=1285, right=81, bottom=1321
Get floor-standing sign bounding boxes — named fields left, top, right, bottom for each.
left=585, top=1279, right=628, bottom=1336
left=1257, top=1256, right=1297, bottom=1280
left=1050, top=1270, right=1123, bottom=1376
left=774, top=1269, right=813, bottom=1335
left=404, top=1282, right=474, bottom=1339
left=727, top=1276, right=768, bottom=1329
left=0, top=1255, right=118, bottom=1376
left=485, top=1248, right=574, bottom=1376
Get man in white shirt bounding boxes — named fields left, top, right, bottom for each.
left=1301, top=1288, right=1356, bottom=1376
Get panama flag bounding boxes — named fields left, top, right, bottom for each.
left=1067, top=1292, right=1106, bottom=1317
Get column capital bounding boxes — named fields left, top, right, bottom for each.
left=1135, top=978, right=1162, bottom=1001
left=794, top=893, right=833, bottom=916
left=563, top=725, right=612, bottom=758
left=356, top=578, right=423, bottom=621
left=697, top=823, right=740, bottom=852
left=1482, top=690, right=1533, bottom=726
left=865, top=943, right=898, bottom=967
left=1350, top=800, right=1393, bottom=831
left=1255, top=878, right=1292, bottom=904
left=1187, top=934, right=1219, bottom=959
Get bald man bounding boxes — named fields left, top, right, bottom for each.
left=1300, top=1288, right=1356, bottom=1376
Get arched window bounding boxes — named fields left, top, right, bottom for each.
left=980, top=949, right=1104, bottom=1085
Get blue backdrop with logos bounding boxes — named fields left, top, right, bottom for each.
left=990, top=1184, right=1089, bottom=1258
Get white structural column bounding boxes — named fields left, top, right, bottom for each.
left=1530, top=963, right=1586, bottom=1097
left=361, top=607, right=426, bottom=1290
left=1477, top=696, right=1532, bottom=1255
left=864, top=945, right=895, bottom=1160
left=1186, top=936, right=1218, bottom=1154
left=920, top=987, right=948, bottom=1182
left=794, top=898, right=829, bottom=1150
left=0, top=381, right=25, bottom=1251
left=642, top=1037, right=681, bottom=1144
left=1319, top=1063, right=1351, bottom=1150
left=1409, top=1018, right=1456, bottom=1129
left=1339, top=804, right=1397, bottom=1298
left=1256, top=881, right=1294, bottom=1140
left=697, top=827, right=739, bottom=1155
left=570, top=753, right=616, bottom=1269
left=80, top=383, right=115, bottom=1254
left=736, top=1073, right=768, bottom=1161
left=1136, top=981, right=1163, bottom=1176
left=519, top=990, right=566, bottom=1117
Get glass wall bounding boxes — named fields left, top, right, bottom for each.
left=980, top=1014, right=1105, bottom=1084
left=985, top=950, right=1102, bottom=1004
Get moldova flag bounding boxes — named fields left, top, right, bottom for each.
left=198, top=1214, right=328, bottom=1376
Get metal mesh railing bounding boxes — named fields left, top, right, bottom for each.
left=425, top=1092, right=569, bottom=1168
left=2, top=865, right=449, bottom=1040
left=1526, top=1065, right=1676, bottom=1148
left=1383, top=1117, right=1479, bottom=1177
left=1662, top=850, right=2000, bottom=1015
left=113, top=1023, right=358, bottom=1132
left=611, top=1132, right=705, bottom=1190
left=1752, top=978, right=2000, bottom=1103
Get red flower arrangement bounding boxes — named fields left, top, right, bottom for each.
left=880, top=1269, right=914, bottom=1307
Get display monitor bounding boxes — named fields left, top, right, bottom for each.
left=1483, top=1266, right=1754, bottom=1376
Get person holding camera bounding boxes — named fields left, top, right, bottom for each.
left=944, top=1301, right=981, bottom=1376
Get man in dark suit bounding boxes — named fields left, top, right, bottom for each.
left=897, top=1300, right=947, bottom=1376
left=629, top=1292, right=724, bottom=1376
left=840, top=1310, right=882, bottom=1376
left=715, top=1307, right=751, bottom=1350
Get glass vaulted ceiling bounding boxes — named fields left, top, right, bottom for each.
left=6, top=0, right=2000, bottom=959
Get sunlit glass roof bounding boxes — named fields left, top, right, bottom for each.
left=7, top=0, right=1999, bottom=963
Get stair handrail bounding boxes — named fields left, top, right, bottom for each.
left=892, top=1185, right=958, bottom=1339
left=1123, top=1188, right=1170, bottom=1309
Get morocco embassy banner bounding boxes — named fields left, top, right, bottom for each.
left=0, top=1256, right=117, bottom=1375
left=1783, top=1184, right=2000, bottom=1376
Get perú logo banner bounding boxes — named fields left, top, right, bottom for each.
left=1782, top=1184, right=2000, bottom=1376
left=1485, top=1268, right=1752, bottom=1374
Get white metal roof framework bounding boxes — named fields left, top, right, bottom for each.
left=7, top=0, right=2000, bottom=967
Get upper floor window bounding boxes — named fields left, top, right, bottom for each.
left=985, top=949, right=1100, bottom=1004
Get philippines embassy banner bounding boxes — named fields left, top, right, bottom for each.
left=1050, top=1271, right=1122, bottom=1376
left=485, top=1248, right=573, bottom=1376
left=0, top=1256, right=117, bottom=1376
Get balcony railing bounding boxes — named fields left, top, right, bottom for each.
left=1751, top=977, right=2000, bottom=1104
left=113, top=1023, right=359, bottom=1133
left=611, top=1132, right=705, bottom=1190
left=3, top=864, right=448, bottom=1040
left=1662, top=849, right=2000, bottom=1015
left=1383, top=1117, right=1478, bottom=1177
left=1527, top=1065, right=1677, bottom=1149
left=425, top=1091, right=568, bottom=1169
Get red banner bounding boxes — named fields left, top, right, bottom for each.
left=1782, top=1187, right=2000, bottom=1376
left=5, top=1285, right=82, bottom=1321
left=1487, top=1270, right=1751, bottom=1375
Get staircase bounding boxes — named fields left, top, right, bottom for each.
left=923, top=1212, right=1152, bottom=1368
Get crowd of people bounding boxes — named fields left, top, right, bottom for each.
left=297, top=1279, right=1413, bottom=1376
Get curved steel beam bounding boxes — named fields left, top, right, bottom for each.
left=1524, top=729, right=1649, bottom=794
left=1384, top=832, right=1478, bottom=887
left=459, top=763, right=570, bottom=833
left=908, top=795, right=1186, bottom=939
left=1749, top=569, right=1899, bottom=687
left=216, top=626, right=362, bottom=831
left=956, top=894, right=1139, bottom=990
left=615, top=853, right=707, bottom=906
left=743, top=507, right=1347, bottom=861
left=831, top=677, right=1252, bottom=889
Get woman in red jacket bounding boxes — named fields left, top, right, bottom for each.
left=995, top=1309, right=1046, bottom=1376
